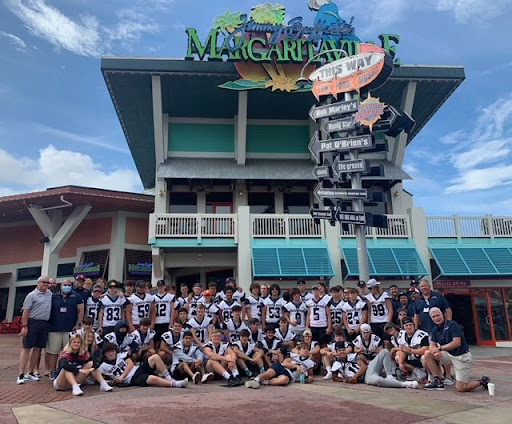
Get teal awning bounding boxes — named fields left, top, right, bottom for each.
left=252, top=247, right=334, bottom=277
left=430, top=247, right=512, bottom=276
left=342, top=247, right=427, bottom=277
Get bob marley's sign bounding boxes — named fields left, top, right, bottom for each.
left=185, top=1, right=399, bottom=92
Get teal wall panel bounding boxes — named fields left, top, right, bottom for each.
left=168, top=123, right=234, bottom=152
left=246, top=125, right=309, bottom=153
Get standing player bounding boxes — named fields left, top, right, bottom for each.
left=305, top=285, right=332, bottom=347
left=284, top=288, right=308, bottom=338
left=199, top=289, right=220, bottom=327
left=342, top=288, right=368, bottom=342
left=152, top=280, right=175, bottom=350
left=245, top=282, right=264, bottom=322
left=328, top=286, right=345, bottom=334
left=217, top=286, right=242, bottom=324
left=186, top=283, right=204, bottom=319
left=85, top=284, right=103, bottom=331
left=98, top=280, right=126, bottom=336
left=125, top=280, right=156, bottom=333
left=187, top=304, right=213, bottom=347
left=297, top=278, right=313, bottom=302
left=365, top=279, right=393, bottom=339
left=262, top=284, right=287, bottom=329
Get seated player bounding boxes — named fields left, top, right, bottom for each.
left=187, top=303, right=214, bottom=347
left=171, top=331, right=205, bottom=384
left=364, top=348, right=419, bottom=389
left=70, top=316, right=103, bottom=348
left=275, top=316, right=296, bottom=352
left=130, top=318, right=156, bottom=363
left=384, top=322, right=403, bottom=362
left=232, top=329, right=265, bottom=377
left=158, top=321, right=184, bottom=364
left=320, top=329, right=350, bottom=380
left=257, top=327, right=283, bottom=369
left=352, top=323, right=382, bottom=361
left=203, top=329, right=240, bottom=386
left=285, top=342, right=317, bottom=383
left=295, top=329, right=321, bottom=372
left=53, top=334, right=112, bottom=395
left=176, top=308, right=190, bottom=326
left=99, top=342, right=187, bottom=388
left=249, top=318, right=263, bottom=343
left=394, top=317, right=428, bottom=382
left=103, top=321, right=137, bottom=356
left=331, top=342, right=367, bottom=384
left=223, top=305, right=248, bottom=343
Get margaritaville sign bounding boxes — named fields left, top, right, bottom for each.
left=185, top=1, right=400, bottom=92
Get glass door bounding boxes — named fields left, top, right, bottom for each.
left=471, top=291, right=495, bottom=346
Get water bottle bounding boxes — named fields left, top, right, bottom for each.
left=300, top=372, right=306, bottom=384
left=396, top=367, right=402, bottom=380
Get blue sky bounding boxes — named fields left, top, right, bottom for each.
left=0, top=0, right=511, bottom=215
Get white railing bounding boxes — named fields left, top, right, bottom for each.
left=152, top=213, right=237, bottom=242
left=427, top=216, right=512, bottom=238
left=251, top=214, right=323, bottom=238
left=340, top=215, right=410, bottom=238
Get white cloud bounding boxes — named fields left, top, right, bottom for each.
left=0, top=145, right=142, bottom=196
left=34, top=124, right=130, bottom=154
left=434, top=0, right=511, bottom=23
left=443, top=92, right=512, bottom=193
left=4, top=0, right=161, bottom=57
left=0, top=30, right=27, bottom=50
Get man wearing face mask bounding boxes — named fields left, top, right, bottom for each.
left=46, top=279, right=84, bottom=380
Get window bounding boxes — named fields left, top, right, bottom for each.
left=248, top=192, right=275, bottom=213
left=57, top=263, right=75, bottom=277
left=77, top=250, right=109, bottom=279
left=284, top=193, right=310, bottom=214
left=16, top=266, right=42, bottom=281
left=14, top=286, right=36, bottom=317
left=125, top=249, right=152, bottom=279
left=169, top=192, right=197, bottom=213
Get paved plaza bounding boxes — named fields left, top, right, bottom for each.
left=1, top=334, right=511, bottom=424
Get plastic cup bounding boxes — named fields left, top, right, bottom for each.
left=488, top=382, right=495, bottom=396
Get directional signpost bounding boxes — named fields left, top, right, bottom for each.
left=332, top=158, right=369, bottom=176
left=314, top=184, right=367, bottom=202
left=334, top=210, right=366, bottom=225
left=309, top=99, right=359, bottom=121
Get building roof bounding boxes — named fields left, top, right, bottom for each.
left=0, top=186, right=154, bottom=224
left=101, top=58, right=465, bottom=189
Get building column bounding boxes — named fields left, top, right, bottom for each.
left=325, top=222, right=343, bottom=286
left=28, top=204, right=91, bottom=278
left=237, top=206, right=252, bottom=293
left=275, top=192, right=284, bottom=213
left=235, top=91, right=248, bottom=165
left=152, top=75, right=165, bottom=166
left=152, top=247, right=165, bottom=285
left=6, top=285, right=16, bottom=320
left=108, top=211, right=126, bottom=282
left=408, top=207, right=432, bottom=280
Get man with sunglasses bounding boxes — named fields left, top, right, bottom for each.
left=17, top=276, right=53, bottom=384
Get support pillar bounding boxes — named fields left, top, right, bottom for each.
left=108, top=212, right=126, bottom=282
left=236, top=206, right=252, bottom=293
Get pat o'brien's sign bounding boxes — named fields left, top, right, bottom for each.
left=185, top=1, right=400, bottom=92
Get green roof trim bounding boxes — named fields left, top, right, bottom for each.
left=430, top=247, right=512, bottom=276
left=342, top=247, right=427, bottom=277
left=252, top=247, right=334, bottom=277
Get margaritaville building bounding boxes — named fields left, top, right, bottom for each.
left=1, top=3, right=511, bottom=346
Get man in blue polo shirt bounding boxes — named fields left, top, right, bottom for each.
left=46, top=279, right=84, bottom=379
left=413, top=279, right=452, bottom=334
left=422, top=307, right=489, bottom=392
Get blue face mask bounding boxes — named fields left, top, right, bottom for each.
left=62, top=285, right=72, bottom=294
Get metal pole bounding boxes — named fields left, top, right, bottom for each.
left=345, top=92, right=370, bottom=282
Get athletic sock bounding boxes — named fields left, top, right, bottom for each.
left=223, top=371, right=231, bottom=380
left=162, top=370, right=172, bottom=381
left=254, top=376, right=260, bottom=383
left=326, top=366, right=331, bottom=372
left=232, top=369, right=239, bottom=377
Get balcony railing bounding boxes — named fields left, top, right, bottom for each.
left=340, top=215, right=410, bottom=238
left=427, top=216, right=512, bottom=238
left=152, top=214, right=237, bottom=242
left=251, top=214, right=323, bottom=238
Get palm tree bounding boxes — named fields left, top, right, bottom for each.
left=249, top=3, right=286, bottom=25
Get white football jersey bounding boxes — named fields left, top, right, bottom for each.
left=128, top=293, right=155, bottom=326
left=153, top=293, right=175, bottom=324
left=99, top=353, right=137, bottom=384
left=245, top=295, right=264, bottom=320
left=284, top=301, right=308, bottom=332
left=341, top=300, right=368, bottom=329
left=186, top=316, right=213, bottom=344
left=352, top=334, right=382, bottom=360
left=306, top=295, right=331, bottom=327
left=203, top=341, right=230, bottom=358
left=100, top=296, right=126, bottom=328
left=365, top=292, right=392, bottom=324
left=224, top=319, right=248, bottom=343
left=329, top=299, right=345, bottom=327
left=85, top=297, right=102, bottom=329
left=331, top=353, right=362, bottom=378
left=131, top=329, right=155, bottom=348
left=217, top=299, right=242, bottom=322
left=263, top=297, right=287, bottom=324
left=232, top=340, right=257, bottom=356
left=275, top=327, right=296, bottom=343
left=186, top=294, right=203, bottom=319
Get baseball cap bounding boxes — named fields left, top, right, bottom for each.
left=360, top=323, right=372, bottom=333
left=410, top=280, right=419, bottom=286
left=75, top=274, right=86, bottom=281
left=357, top=280, right=366, bottom=287
left=408, top=287, right=420, bottom=294
left=303, top=329, right=313, bottom=337
left=108, top=280, right=118, bottom=288
left=311, top=284, right=320, bottom=290
left=366, top=278, right=380, bottom=288
left=203, top=290, right=212, bottom=296
left=399, top=291, right=408, bottom=297
left=297, top=278, right=306, bottom=285
left=135, top=280, right=146, bottom=288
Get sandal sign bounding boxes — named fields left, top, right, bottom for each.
left=310, top=43, right=393, bottom=100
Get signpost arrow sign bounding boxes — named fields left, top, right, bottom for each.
left=310, top=208, right=334, bottom=220
left=316, top=134, right=374, bottom=154
left=312, top=165, right=332, bottom=179
left=332, top=158, right=369, bottom=177
left=309, top=99, right=359, bottom=121
left=322, top=116, right=357, bottom=133
left=308, top=131, right=320, bottom=163
left=334, top=209, right=366, bottom=225
left=314, top=185, right=368, bottom=202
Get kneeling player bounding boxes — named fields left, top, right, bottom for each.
left=320, top=329, right=350, bottom=380
left=172, top=331, right=205, bottom=384
left=99, top=342, right=188, bottom=388
left=232, top=329, right=264, bottom=377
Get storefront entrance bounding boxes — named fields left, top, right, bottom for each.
left=442, top=288, right=512, bottom=346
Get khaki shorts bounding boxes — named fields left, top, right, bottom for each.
left=439, top=351, right=472, bottom=383
left=46, top=332, right=70, bottom=354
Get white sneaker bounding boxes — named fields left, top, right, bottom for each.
left=72, top=386, right=84, bottom=396
left=245, top=379, right=260, bottom=389
left=443, top=377, right=454, bottom=386
left=201, top=372, right=214, bottom=383
left=100, top=383, right=113, bottom=392
left=192, top=372, right=200, bottom=384
left=173, top=378, right=188, bottom=388
left=404, top=380, right=419, bottom=389
left=16, top=375, right=25, bottom=384
left=323, top=371, right=333, bottom=380
left=24, top=373, right=40, bottom=382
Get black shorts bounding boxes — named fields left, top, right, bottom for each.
left=311, top=326, right=329, bottom=345
left=344, top=329, right=359, bottom=343
left=370, top=323, right=390, bottom=340
left=153, top=323, right=169, bottom=343
left=101, top=326, right=115, bottom=336
left=22, top=319, right=50, bottom=349
left=404, top=359, right=422, bottom=368
left=270, top=363, right=291, bottom=383
left=129, top=358, right=155, bottom=386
